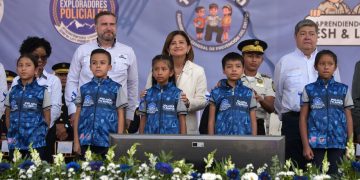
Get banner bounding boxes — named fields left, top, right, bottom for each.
left=0, top=0, right=359, bottom=92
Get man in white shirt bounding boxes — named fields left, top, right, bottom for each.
left=274, top=19, right=340, bottom=169
left=65, top=11, right=138, bottom=129
left=11, top=37, right=62, bottom=162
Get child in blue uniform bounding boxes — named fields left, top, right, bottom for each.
left=300, top=50, right=353, bottom=175
left=73, top=49, right=128, bottom=156
left=5, top=54, right=51, bottom=160
left=138, top=55, right=187, bottom=134
left=208, top=52, right=257, bottom=135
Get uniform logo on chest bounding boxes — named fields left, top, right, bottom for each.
left=162, top=104, right=175, bottom=112
left=83, top=95, right=94, bottom=106
left=311, top=97, right=325, bottom=109
left=219, top=99, right=231, bottom=111
left=147, top=102, right=158, bottom=114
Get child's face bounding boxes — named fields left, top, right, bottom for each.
left=243, top=53, right=263, bottom=72
left=198, top=8, right=205, bottom=17
left=223, top=59, right=244, bottom=81
left=152, top=60, right=174, bottom=86
left=17, top=57, right=37, bottom=81
left=90, top=53, right=112, bottom=79
left=209, top=7, right=218, bottom=16
left=223, top=7, right=231, bottom=15
left=315, top=54, right=337, bottom=80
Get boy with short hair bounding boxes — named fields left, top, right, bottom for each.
left=73, top=48, right=128, bottom=157
left=193, top=6, right=206, bottom=40
left=208, top=52, right=257, bottom=135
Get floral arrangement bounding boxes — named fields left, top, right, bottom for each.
left=0, top=138, right=359, bottom=180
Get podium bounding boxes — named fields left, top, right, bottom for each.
left=110, top=134, right=285, bottom=170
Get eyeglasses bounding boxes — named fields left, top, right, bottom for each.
left=32, top=54, right=48, bottom=61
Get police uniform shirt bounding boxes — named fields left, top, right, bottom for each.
left=241, top=73, right=275, bottom=119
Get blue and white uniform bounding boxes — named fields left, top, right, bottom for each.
left=76, top=77, right=127, bottom=147
left=302, top=77, right=353, bottom=149
left=138, top=82, right=187, bottom=134
left=5, top=79, right=51, bottom=150
left=210, top=79, right=256, bottom=135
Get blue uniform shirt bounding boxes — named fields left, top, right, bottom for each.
left=138, top=82, right=187, bottom=134
left=302, top=77, right=354, bottom=149
left=76, top=77, right=127, bottom=147
left=210, top=79, right=256, bottom=135
left=6, top=79, right=50, bottom=150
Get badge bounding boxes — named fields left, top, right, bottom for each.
left=256, top=79, right=264, bottom=87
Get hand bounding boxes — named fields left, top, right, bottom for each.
left=252, top=89, right=263, bottom=102
left=73, top=141, right=81, bottom=155
left=303, top=146, right=314, bottom=160
left=69, top=113, right=75, bottom=127
left=56, top=124, right=68, bottom=141
left=140, top=90, right=147, bottom=99
left=181, top=92, right=190, bottom=108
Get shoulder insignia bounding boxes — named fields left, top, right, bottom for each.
left=261, top=73, right=270, bottom=78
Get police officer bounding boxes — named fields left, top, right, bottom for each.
left=238, top=39, right=275, bottom=135
left=52, top=62, right=73, bottom=141
left=0, top=70, right=17, bottom=139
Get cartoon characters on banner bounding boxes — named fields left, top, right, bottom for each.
left=176, top=0, right=249, bottom=52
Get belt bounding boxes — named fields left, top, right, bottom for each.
left=283, top=111, right=300, bottom=116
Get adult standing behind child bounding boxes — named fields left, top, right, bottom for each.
left=145, top=30, right=207, bottom=134
left=238, top=39, right=275, bottom=135
left=299, top=50, right=353, bottom=175
left=66, top=11, right=138, bottom=130
left=274, top=19, right=341, bottom=169
left=73, top=49, right=127, bottom=157
left=139, top=55, right=187, bottom=134
left=208, top=52, right=257, bottom=135
left=5, top=54, right=51, bottom=160
left=11, top=36, right=62, bottom=162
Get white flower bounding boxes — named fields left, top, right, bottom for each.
left=100, top=166, right=106, bottom=172
left=45, top=168, right=50, bottom=173
left=173, top=167, right=181, bottom=174
left=151, top=175, right=157, bottom=179
left=245, top=164, right=254, bottom=172
left=13, top=149, right=22, bottom=163
left=313, top=174, right=331, bottom=180
left=147, top=153, right=158, bottom=167
left=321, top=152, right=330, bottom=174
left=241, top=172, right=258, bottom=180
left=285, top=159, right=292, bottom=169
left=256, top=163, right=268, bottom=174
left=215, top=174, right=223, bottom=180
left=224, top=157, right=235, bottom=171
left=82, top=162, right=89, bottom=170
left=84, top=148, right=93, bottom=161
left=202, top=173, right=218, bottom=180
left=29, top=146, right=41, bottom=166
left=100, top=175, right=109, bottom=180
left=0, top=151, right=3, bottom=162
left=53, top=153, right=64, bottom=166
left=69, top=168, right=74, bottom=172
left=106, top=147, right=115, bottom=162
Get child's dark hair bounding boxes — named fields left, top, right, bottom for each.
left=195, top=6, right=205, bottom=13
left=222, top=52, right=244, bottom=69
left=19, top=36, right=52, bottom=58
left=90, top=49, right=112, bottom=64
left=209, top=3, right=218, bottom=9
left=314, top=49, right=337, bottom=67
left=17, top=54, right=39, bottom=68
left=151, top=54, right=175, bottom=86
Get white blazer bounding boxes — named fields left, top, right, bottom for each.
left=146, top=60, right=208, bottom=134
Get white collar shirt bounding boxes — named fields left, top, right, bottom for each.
left=274, top=48, right=341, bottom=116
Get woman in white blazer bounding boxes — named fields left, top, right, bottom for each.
left=145, top=30, right=208, bottom=134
